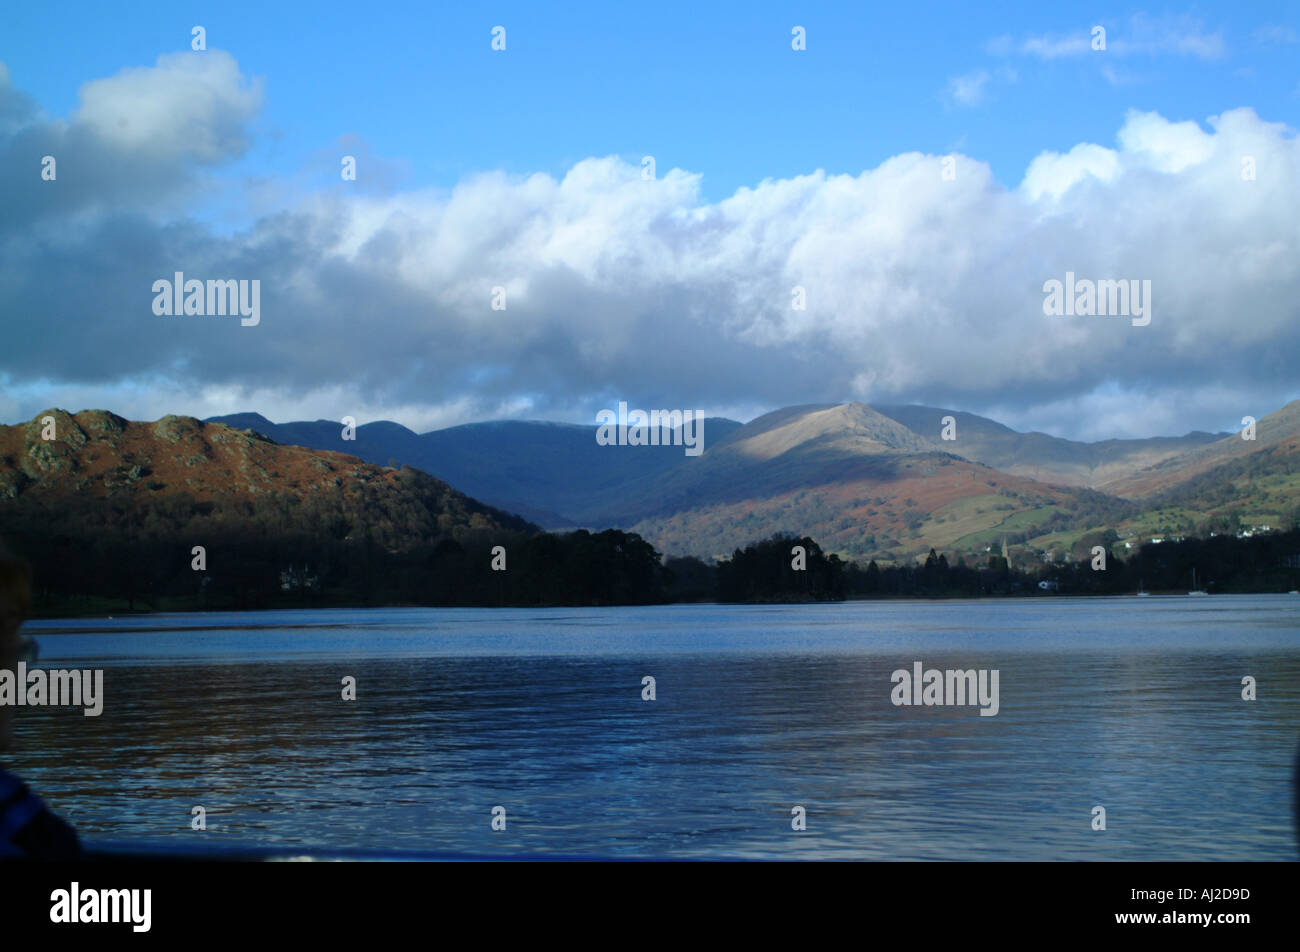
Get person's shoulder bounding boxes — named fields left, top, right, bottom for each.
left=0, top=765, right=25, bottom=798
left=0, top=766, right=81, bottom=860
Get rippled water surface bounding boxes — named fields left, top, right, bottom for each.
left=11, top=596, right=1300, bottom=859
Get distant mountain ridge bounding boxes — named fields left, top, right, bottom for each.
left=603, top=402, right=1130, bottom=559
left=207, top=411, right=745, bottom=527
left=1101, top=400, right=1300, bottom=499
left=208, top=401, right=1235, bottom=522
left=204, top=399, right=1299, bottom=563
left=874, top=405, right=1227, bottom=491
left=4, top=397, right=1295, bottom=568
left=205, top=403, right=1126, bottom=560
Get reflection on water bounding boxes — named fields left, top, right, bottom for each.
left=12, top=596, right=1300, bottom=859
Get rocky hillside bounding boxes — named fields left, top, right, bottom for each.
left=0, top=408, right=534, bottom=552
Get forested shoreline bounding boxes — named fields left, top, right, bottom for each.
left=5, top=495, right=1298, bottom=616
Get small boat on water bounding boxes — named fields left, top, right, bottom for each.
left=1137, top=579, right=1150, bottom=597
left=1188, top=568, right=1208, bottom=596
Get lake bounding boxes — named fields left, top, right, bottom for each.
left=10, top=595, right=1300, bottom=859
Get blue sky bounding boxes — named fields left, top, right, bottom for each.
left=1, top=2, right=1299, bottom=440
left=8, top=2, right=1297, bottom=199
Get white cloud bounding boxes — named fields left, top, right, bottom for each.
left=72, top=51, right=263, bottom=162
left=997, top=15, right=1224, bottom=61
left=981, top=382, right=1256, bottom=443
left=1, top=53, right=1298, bottom=442
left=1100, top=64, right=1141, bottom=87
left=944, top=67, right=1017, bottom=107
left=1021, top=34, right=1091, bottom=60
left=1021, top=143, right=1121, bottom=203
left=946, top=70, right=990, bottom=106
left=1253, top=25, right=1297, bottom=45
left=1115, top=111, right=1216, bottom=173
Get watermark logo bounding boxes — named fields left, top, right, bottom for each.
left=0, top=663, right=104, bottom=716
left=152, top=272, right=260, bottom=326
left=890, top=661, right=999, bottom=716
left=50, top=883, right=150, bottom=932
left=1042, top=272, right=1150, bottom=327
left=596, top=402, right=704, bottom=456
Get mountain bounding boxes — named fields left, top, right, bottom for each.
left=0, top=410, right=718, bottom=612
left=1104, top=400, right=1300, bottom=499
left=198, top=399, right=1300, bottom=564
left=593, top=403, right=938, bottom=524
left=874, top=405, right=1226, bottom=492
left=1081, top=401, right=1300, bottom=540
left=601, top=403, right=1132, bottom=561
left=0, top=408, right=534, bottom=550
left=207, top=411, right=745, bottom=527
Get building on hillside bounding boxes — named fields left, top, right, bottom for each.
left=280, top=564, right=319, bottom=591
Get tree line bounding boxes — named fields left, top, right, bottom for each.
left=4, top=492, right=1299, bottom=615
